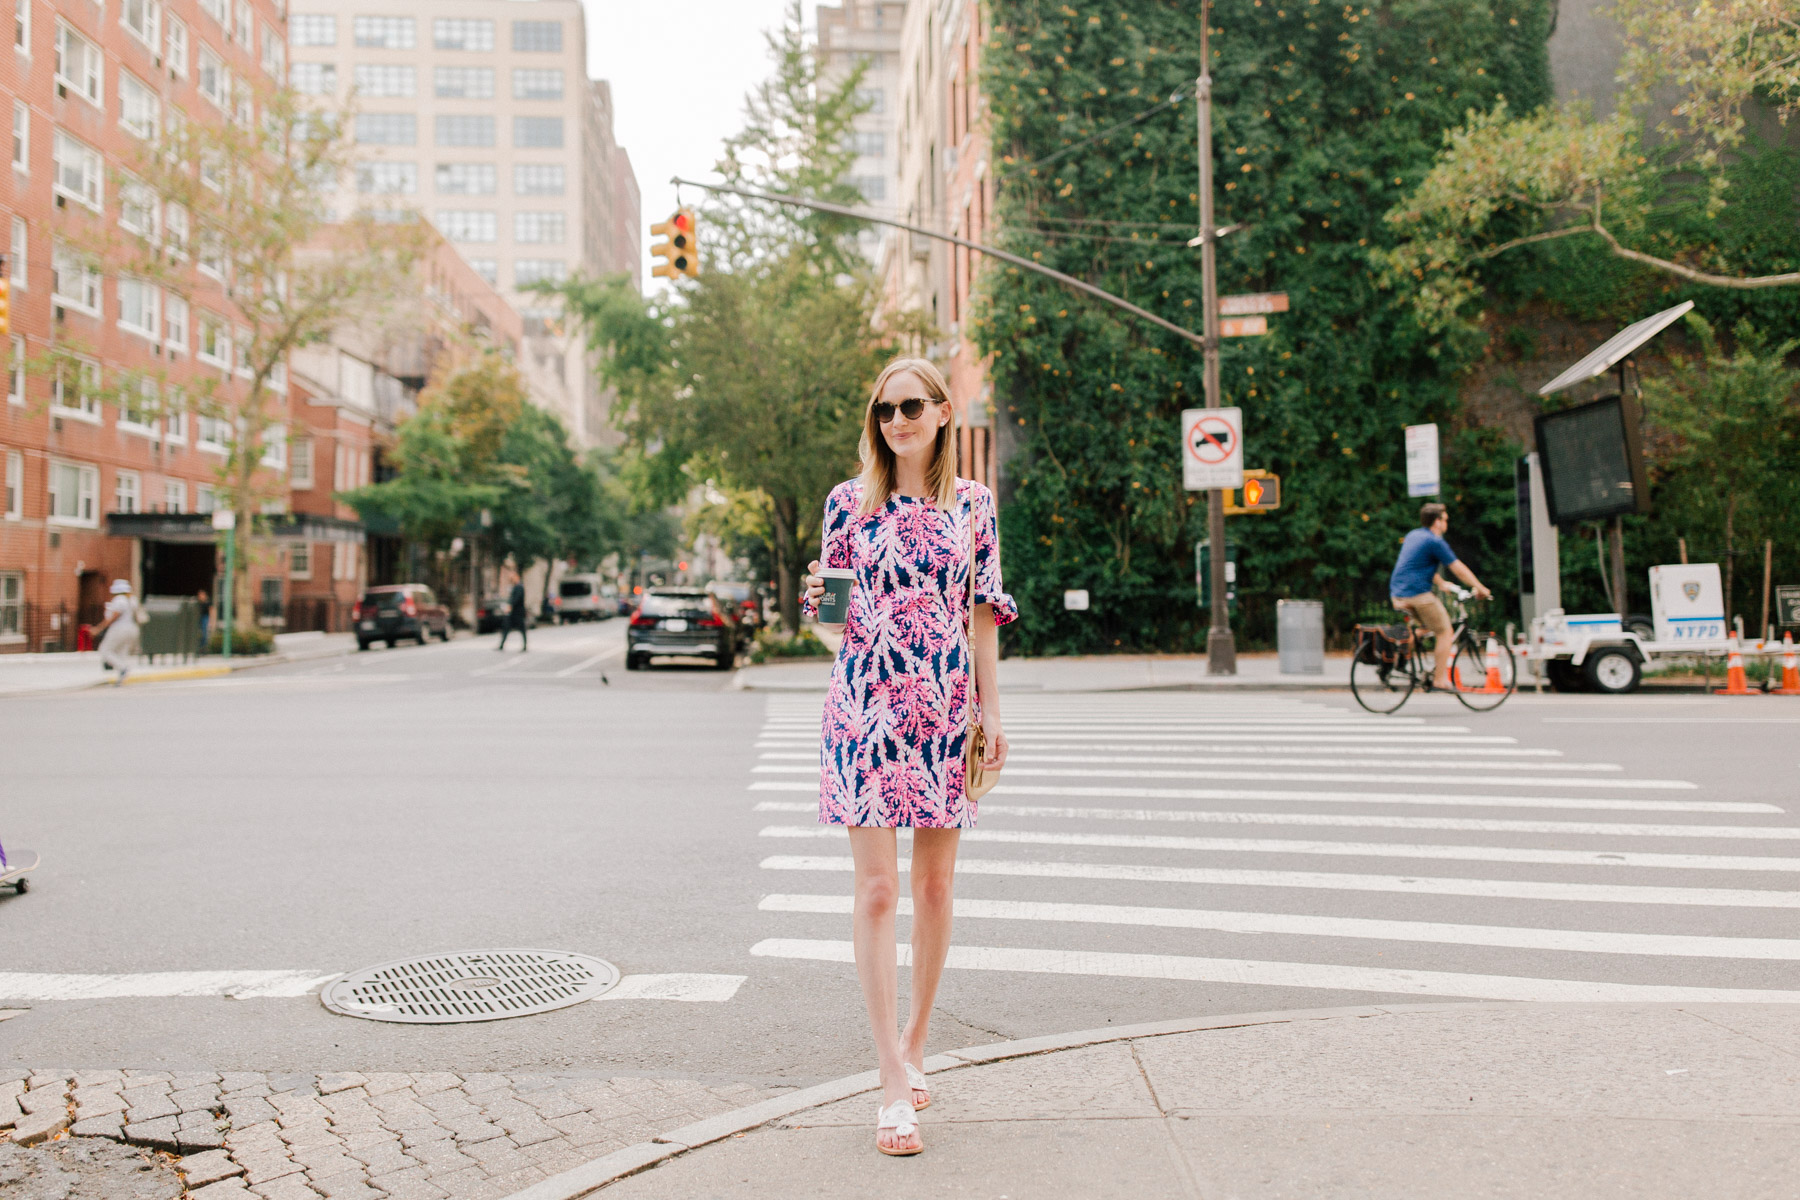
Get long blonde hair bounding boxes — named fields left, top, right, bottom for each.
left=855, top=357, right=959, bottom=518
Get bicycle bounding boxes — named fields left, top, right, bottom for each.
left=1350, top=586, right=1516, bottom=714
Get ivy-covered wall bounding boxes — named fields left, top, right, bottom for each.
left=977, top=0, right=1553, bottom=654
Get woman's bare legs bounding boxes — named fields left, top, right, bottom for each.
left=901, top=829, right=960, bottom=1085
left=847, top=827, right=920, bottom=1154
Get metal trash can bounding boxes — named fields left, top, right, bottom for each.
left=1277, top=599, right=1325, bottom=675
left=139, top=596, right=201, bottom=663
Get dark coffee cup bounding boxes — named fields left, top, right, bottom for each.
left=816, top=568, right=855, bottom=625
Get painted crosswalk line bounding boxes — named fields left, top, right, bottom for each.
left=0, top=971, right=746, bottom=1002
left=749, top=764, right=1692, bottom=790
left=756, top=740, right=1566, bottom=758
left=755, top=824, right=1800, bottom=872
left=759, top=894, right=1800, bottom=960
left=748, top=938, right=1800, bottom=1004
left=760, top=854, right=1800, bottom=907
left=758, top=752, right=1624, bottom=772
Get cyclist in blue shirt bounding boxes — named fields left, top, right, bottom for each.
left=1390, top=503, right=1491, bottom=690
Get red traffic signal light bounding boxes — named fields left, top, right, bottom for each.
left=651, top=208, right=700, bottom=280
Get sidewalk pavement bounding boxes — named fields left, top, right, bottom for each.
left=735, top=651, right=1353, bottom=693
left=511, top=1002, right=1798, bottom=1200
left=0, top=631, right=358, bottom=697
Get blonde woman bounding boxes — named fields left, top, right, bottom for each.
left=803, top=357, right=1016, bottom=1156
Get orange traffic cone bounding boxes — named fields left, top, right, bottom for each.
left=1480, top=633, right=1506, bottom=692
left=1776, top=632, right=1800, bottom=696
left=1716, top=635, right=1753, bottom=695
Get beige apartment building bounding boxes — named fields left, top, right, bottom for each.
left=817, top=0, right=903, bottom=263
left=880, top=0, right=998, bottom=489
left=288, top=0, right=639, bottom=445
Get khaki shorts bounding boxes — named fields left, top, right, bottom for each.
left=1392, top=591, right=1453, bottom=642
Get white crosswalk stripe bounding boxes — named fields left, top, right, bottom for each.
left=741, top=694, right=1797, bottom=1003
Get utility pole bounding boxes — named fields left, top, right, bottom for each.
left=1197, top=2, right=1235, bottom=674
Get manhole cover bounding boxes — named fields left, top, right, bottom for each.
left=321, top=950, right=620, bottom=1024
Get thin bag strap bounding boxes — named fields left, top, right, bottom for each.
left=966, top=492, right=978, bottom=634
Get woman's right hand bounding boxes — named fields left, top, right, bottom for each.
left=803, top=560, right=826, bottom=608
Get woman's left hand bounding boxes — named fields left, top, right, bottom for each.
left=981, top=714, right=1008, bottom=771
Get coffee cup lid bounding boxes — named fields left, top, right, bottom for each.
left=817, top=567, right=856, bottom=578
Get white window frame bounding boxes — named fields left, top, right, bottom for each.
left=164, top=293, right=188, bottom=352
left=119, top=175, right=158, bottom=239
left=117, top=277, right=160, bottom=342
left=290, top=436, right=314, bottom=488
left=47, top=458, right=99, bottom=527
left=196, top=414, right=229, bottom=454
left=7, top=336, right=23, bottom=404
left=116, top=469, right=141, bottom=514
left=261, top=425, right=286, bottom=468
left=434, top=210, right=496, bottom=243
left=432, top=17, right=492, bottom=51
left=260, top=26, right=282, bottom=77
left=512, top=116, right=563, bottom=149
left=54, top=21, right=103, bottom=107
left=467, top=258, right=496, bottom=284
left=513, top=163, right=565, bottom=196
left=0, top=570, right=22, bottom=643
left=120, top=70, right=160, bottom=139
left=353, top=15, right=414, bottom=49
left=165, top=15, right=188, bottom=76
left=290, top=61, right=335, bottom=95
left=435, top=114, right=494, bottom=148
left=234, top=325, right=253, bottom=378
left=11, top=100, right=26, bottom=174
left=289, top=541, right=312, bottom=580
left=12, top=0, right=29, bottom=57
left=164, top=394, right=187, bottom=443
left=234, top=0, right=251, bottom=48
left=52, top=130, right=103, bottom=211
left=3, top=451, right=21, bottom=519
left=511, top=68, right=564, bottom=100
left=122, top=0, right=159, bottom=52
left=198, top=45, right=227, bottom=109
left=118, top=377, right=157, bottom=432
left=353, top=63, right=414, bottom=97
left=433, top=65, right=493, bottom=99
left=50, top=242, right=101, bottom=314
left=514, top=211, right=565, bottom=244
left=513, top=258, right=566, bottom=286
left=198, top=0, right=224, bottom=28
left=196, top=313, right=230, bottom=368
left=163, top=202, right=189, bottom=258
left=52, top=355, right=101, bottom=421
left=355, top=160, right=417, bottom=195
left=436, top=162, right=496, bottom=195
left=196, top=482, right=216, bottom=513
left=9, top=216, right=24, bottom=287
left=163, top=477, right=186, bottom=512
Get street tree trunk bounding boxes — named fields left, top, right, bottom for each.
left=772, top=494, right=802, bottom=633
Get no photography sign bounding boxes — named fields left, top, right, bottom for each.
left=1182, top=407, right=1244, bottom=490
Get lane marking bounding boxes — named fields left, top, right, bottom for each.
left=750, top=799, right=1800, bottom=840
left=756, top=752, right=1607, bottom=771
left=748, top=939, right=1800, bottom=1003
left=756, top=824, right=1800, bottom=872
left=0, top=971, right=746, bottom=1002
left=748, top=764, right=1691, bottom=790
left=754, top=739, right=1564, bottom=758
left=554, top=646, right=627, bottom=678
left=747, top=780, right=1777, bottom=814
left=759, top=894, right=1800, bottom=960
left=759, top=854, right=1800, bottom=907
left=1544, top=717, right=1800, bottom=724
left=764, top=731, right=1524, bottom=747
left=471, top=656, right=527, bottom=677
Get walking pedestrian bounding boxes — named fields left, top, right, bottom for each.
left=496, top=572, right=529, bottom=651
left=801, top=357, right=1015, bottom=1157
left=94, top=579, right=144, bottom=685
left=196, top=588, right=211, bottom=650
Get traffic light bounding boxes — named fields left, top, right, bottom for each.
left=0, top=275, right=10, bottom=339
left=650, top=208, right=699, bottom=279
left=1223, top=469, right=1281, bottom=515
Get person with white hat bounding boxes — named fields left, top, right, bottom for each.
left=94, top=579, right=145, bottom=685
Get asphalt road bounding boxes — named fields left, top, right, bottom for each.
left=4, top=624, right=1797, bottom=1092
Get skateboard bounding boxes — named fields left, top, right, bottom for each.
left=0, top=843, right=37, bottom=893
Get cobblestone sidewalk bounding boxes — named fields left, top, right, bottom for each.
left=1, top=1068, right=786, bottom=1199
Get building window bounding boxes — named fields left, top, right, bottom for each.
left=166, top=16, right=188, bottom=75
left=52, top=130, right=103, bottom=210
left=120, top=73, right=160, bottom=138
left=511, top=68, right=563, bottom=100
left=7, top=337, right=22, bottom=403
left=433, top=17, right=492, bottom=50
left=48, top=459, right=98, bottom=526
left=513, top=163, right=564, bottom=196
left=513, top=211, right=564, bottom=244
left=198, top=46, right=228, bottom=107
left=511, top=20, right=561, bottom=52
left=12, top=0, right=28, bottom=55
left=52, top=356, right=100, bottom=418
left=10, top=100, right=25, bottom=172
left=353, top=16, right=413, bottom=49
left=854, top=87, right=885, bottom=114
left=116, top=469, right=141, bottom=514
left=436, top=115, right=495, bottom=147
left=291, top=62, right=334, bottom=95
left=165, top=394, right=187, bottom=443
left=234, top=0, right=250, bottom=47
left=513, top=258, right=566, bottom=287
left=196, top=314, right=230, bottom=367
left=435, top=162, right=495, bottom=195
left=261, top=27, right=282, bottom=77
left=290, top=542, right=312, bottom=579
left=356, top=160, right=417, bottom=195
left=196, top=483, right=216, bottom=513
left=290, top=437, right=314, bottom=488
left=261, top=426, right=285, bottom=468
left=198, top=0, right=225, bottom=26
left=163, top=203, right=189, bottom=258
left=0, top=572, right=21, bottom=639
left=434, top=65, right=493, bottom=99
left=353, top=63, right=414, bottom=97
left=2, top=453, right=20, bottom=519
left=163, top=478, right=185, bottom=512
left=847, top=131, right=885, bottom=157
left=355, top=113, right=417, bottom=146
left=54, top=22, right=104, bottom=106
left=50, top=242, right=101, bottom=313
left=119, top=378, right=156, bottom=430
left=9, top=216, right=24, bottom=287
left=118, top=277, right=159, bottom=339
left=197, top=414, right=229, bottom=451
left=434, top=210, right=496, bottom=243
left=290, top=13, right=334, bottom=46
left=850, top=175, right=887, bottom=201
left=165, top=294, right=188, bottom=352
left=119, top=177, right=158, bottom=238
left=467, top=259, right=497, bottom=285
left=122, top=0, right=158, bottom=49
left=512, top=116, right=562, bottom=148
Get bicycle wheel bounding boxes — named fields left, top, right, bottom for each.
left=1351, top=644, right=1416, bottom=714
left=1452, top=634, right=1515, bottom=711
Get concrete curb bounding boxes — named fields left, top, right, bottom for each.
left=498, top=1000, right=1502, bottom=1200
left=8, top=638, right=363, bottom=696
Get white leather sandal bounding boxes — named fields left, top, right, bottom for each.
left=875, top=1098, right=921, bottom=1156
left=903, top=1062, right=931, bottom=1111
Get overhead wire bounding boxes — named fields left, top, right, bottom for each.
left=997, top=87, right=1190, bottom=180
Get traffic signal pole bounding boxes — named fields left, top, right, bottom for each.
left=1197, top=3, right=1235, bottom=674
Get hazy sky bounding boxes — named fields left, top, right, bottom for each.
left=582, top=0, right=802, bottom=293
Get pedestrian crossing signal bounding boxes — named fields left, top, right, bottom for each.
left=1223, top=470, right=1280, bottom=514
left=650, top=208, right=700, bottom=279
left=0, top=276, right=10, bottom=338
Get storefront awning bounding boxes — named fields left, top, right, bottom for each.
left=106, top=513, right=367, bottom=545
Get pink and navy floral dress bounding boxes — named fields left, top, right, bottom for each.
left=809, top=477, right=1017, bottom=829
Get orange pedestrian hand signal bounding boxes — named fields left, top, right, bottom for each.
left=1224, top=470, right=1280, bottom=514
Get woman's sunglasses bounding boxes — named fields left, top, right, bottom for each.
left=872, top=397, right=942, bottom=424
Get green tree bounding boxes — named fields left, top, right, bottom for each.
left=490, top=404, right=607, bottom=576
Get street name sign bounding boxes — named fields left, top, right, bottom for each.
left=1220, top=292, right=1290, bottom=316
left=1183, top=407, right=1244, bottom=491
left=1220, top=315, right=1268, bottom=338
left=1405, top=423, right=1440, bottom=497
left=1064, top=589, right=1091, bottom=611
left=1224, top=469, right=1281, bottom=514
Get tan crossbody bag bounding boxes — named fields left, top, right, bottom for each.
left=962, top=499, right=999, bottom=801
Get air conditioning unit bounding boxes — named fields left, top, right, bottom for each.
left=911, top=234, right=931, bottom=262
left=54, top=194, right=66, bottom=208
left=55, top=82, right=67, bottom=99
left=52, top=416, right=63, bottom=432
left=48, top=531, right=61, bottom=549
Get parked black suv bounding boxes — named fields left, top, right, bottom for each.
left=355, top=584, right=452, bottom=649
left=626, top=588, right=739, bottom=671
